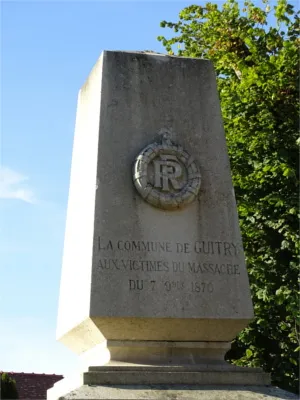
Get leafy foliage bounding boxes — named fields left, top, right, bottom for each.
left=1, top=373, right=18, bottom=399
left=158, top=0, right=299, bottom=393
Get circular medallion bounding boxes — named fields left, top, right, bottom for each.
left=133, top=133, right=201, bottom=210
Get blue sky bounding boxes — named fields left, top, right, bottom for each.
left=0, top=0, right=297, bottom=376
left=1, top=0, right=196, bottom=376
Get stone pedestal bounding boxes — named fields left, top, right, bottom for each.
left=48, top=51, right=275, bottom=399
left=80, top=341, right=231, bottom=368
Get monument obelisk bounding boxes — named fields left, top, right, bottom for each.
left=48, top=51, right=271, bottom=399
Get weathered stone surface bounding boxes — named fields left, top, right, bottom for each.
left=56, top=51, right=253, bottom=357
left=48, top=371, right=296, bottom=400
left=53, top=386, right=297, bottom=400
left=51, top=386, right=298, bottom=400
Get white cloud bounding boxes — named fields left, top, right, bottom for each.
left=0, top=166, right=36, bottom=203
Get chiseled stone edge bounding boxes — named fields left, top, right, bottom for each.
left=83, top=369, right=270, bottom=386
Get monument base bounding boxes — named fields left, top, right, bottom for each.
left=47, top=365, right=283, bottom=400
left=47, top=381, right=297, bottom=400
left=48, top=382, right=297, bottom=400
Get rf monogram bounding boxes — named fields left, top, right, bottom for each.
left=133, top=133, right=201, bottom=210
left=153, top=155, right=184, bottom=191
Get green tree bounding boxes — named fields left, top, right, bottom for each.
left=159, top=0, right=299, bottom=393
left=1, top=373, right=18, bottom=399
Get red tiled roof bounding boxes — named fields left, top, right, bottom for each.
left=1, top=372, right=63, bottom=399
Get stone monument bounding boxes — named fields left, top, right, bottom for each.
left=48, top=51, right=291, bottom=400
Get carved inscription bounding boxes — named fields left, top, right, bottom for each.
left=128, top=279, right=214, bottom=293
left=96, top=237, right=243, bottom=295
left=98, top=258, right=240, bottom=275
left=98, top=237, right=241, bottom=257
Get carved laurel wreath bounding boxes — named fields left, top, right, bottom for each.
left=133, top=134, right=201, bottom=210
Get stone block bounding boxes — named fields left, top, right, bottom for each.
left=56, top=51, right=253, bottom=358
